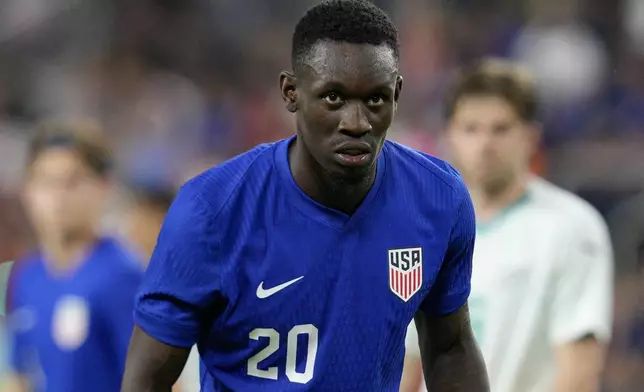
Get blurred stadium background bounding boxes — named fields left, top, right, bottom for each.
left=0, top=0, right=643, bottom=390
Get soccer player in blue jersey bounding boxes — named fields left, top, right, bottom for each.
left=4, top=121, right=143, bottom=392
left=122, top=1, right=489, bottom=391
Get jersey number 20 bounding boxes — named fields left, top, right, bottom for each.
left=247, top=324, right=318, bottom=384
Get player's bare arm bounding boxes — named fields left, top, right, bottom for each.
left=121, top=326, right=191, bottom=392
left=551, top=335, right=606, bottom=392
left=399, top=354, right=423, bottom=392
left=415, top=303, right=489, bottom=392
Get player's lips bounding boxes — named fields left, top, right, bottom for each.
left=334, top=142, right=373, bottom=167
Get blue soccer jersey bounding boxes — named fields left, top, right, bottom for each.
left=135, top=136, right=475, bottom=391
left=8, top=237, right=143, bottom=392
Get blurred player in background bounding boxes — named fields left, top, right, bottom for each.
left=122, top=1, right=488, bottom=391
left=123, top=184, right=175, bottom=262
left=119, top=184, right=199, bottom=392
left=0, top=192, right=34, bottom=387
left=4, top=121, right=143, bottom=392
left=402, top=59, right=613, bottom=392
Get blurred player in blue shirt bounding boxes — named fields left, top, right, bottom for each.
left=5, top=121, right=143, bottom=392
left=122, top=1, right=488, bottom=391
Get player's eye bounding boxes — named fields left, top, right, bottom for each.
left=366, top=95, right=386, bottom=107
left=493, top=124, right=511, bottom=135
left=322, top=92, right=343, bottom=106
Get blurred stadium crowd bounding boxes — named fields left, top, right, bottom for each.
left=0, top=0, right=643, bottom=390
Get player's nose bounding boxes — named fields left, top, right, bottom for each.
left=338, top=102, right=372, bottom=137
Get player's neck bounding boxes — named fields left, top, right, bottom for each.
left=471, top=176, right=529, bottom=222
left=289, top=142, right=375, bottom=215
left=40, top=229, right=99, bottom=274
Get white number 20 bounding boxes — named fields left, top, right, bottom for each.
left=247, top=324, right=319, bottom=384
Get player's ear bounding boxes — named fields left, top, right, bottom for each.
left=393, top=76, right=403, bottom=103
left=280, top=71, right=298, bottom=113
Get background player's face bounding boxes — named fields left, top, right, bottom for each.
left=282, top=41, right=402, bottom=180
left=23, top=148, right=109, bottom=240
left=446, top=95, right=538, bottom=194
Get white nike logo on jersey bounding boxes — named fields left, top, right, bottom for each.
left=256, top=276, right=304, bottom=299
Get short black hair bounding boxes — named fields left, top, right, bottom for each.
left=291, top=0, right=399, bottom=72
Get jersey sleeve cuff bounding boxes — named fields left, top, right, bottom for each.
left=421, top=287, right=470, bottom=316
left=550, top=320, right=612, bottom=345
left=134, top=308, right=199, bottom=348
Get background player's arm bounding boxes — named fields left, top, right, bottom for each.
left=549, top=211, right=613, bottom=392
left=415, top=191, right=489, bottom=391
left=4, top=327, right=32, bottom=392
left=2, top=374, right=30, bottom=392
left=121, top=186, right=224, bottom=392
left=551, top=337, right=606, bottom=392
left=400, top=322, right=423, bottom=392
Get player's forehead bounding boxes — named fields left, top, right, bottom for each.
left=452, top=95, right=523, bottom=121
left=29, top=147, right=91, bottom=178
left=301, top=40, right=398, bottom=92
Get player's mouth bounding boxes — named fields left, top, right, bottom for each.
left=334, top=143, right=373, bottom=167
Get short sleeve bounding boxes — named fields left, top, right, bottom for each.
left=420, top=191, right=475, bottom=316
left=134, top=186, right=224, bottom=348
left=549, top=211, right=614, bottom=345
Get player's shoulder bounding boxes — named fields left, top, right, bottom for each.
left=383, top=140, right=469, bottom=200
left=93, top=237, right=143, bottom=281
left=12, top=252, right=43, bottom=282
left=175, top=140, right=281, bottom=216
left=529, top=177, right=607, bottom=232
left=89, top=238, right=143, bottom=295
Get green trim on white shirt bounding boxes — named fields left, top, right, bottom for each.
left=476, top=193, right=531, bottom=235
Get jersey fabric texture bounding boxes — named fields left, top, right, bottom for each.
left=7, top=237, right=143, bottom=392
left=406, top=177, right=613, bottom=392
left=135, top=136, right=476, bottom=391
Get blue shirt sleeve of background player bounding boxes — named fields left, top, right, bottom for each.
left=7, top=270, right=30, bottom=375
left=9, top=319, right=28, bottom=374
left=100, top=265, right=142, bottom=373
left=420, top=190, right=476, bottom=316
left=134, top=186, right=222, bottom=348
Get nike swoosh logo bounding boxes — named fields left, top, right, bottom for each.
left=256, top=276, right=304, bottom=299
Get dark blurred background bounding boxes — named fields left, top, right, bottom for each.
left=0, top=0, right=643, bottom=389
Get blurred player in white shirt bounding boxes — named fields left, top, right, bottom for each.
left=401, top=59, right=613, bottom=392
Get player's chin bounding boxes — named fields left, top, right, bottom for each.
left=328, top=154, right=376, bottom=180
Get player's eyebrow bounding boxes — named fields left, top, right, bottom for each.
left=313, top=80, right=395, bottom=95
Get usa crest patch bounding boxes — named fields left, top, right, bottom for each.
left=388, top=247, right=423, bottom=302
